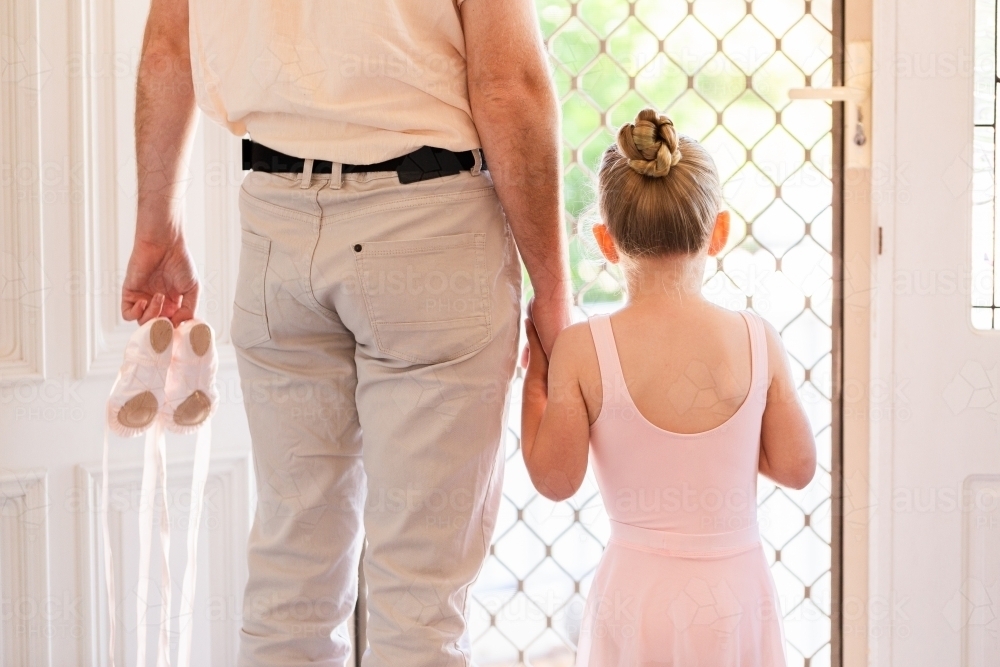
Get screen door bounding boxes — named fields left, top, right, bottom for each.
left=468, top=1, right=845, bottom=666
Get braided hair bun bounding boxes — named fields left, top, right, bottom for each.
left=598, top=108, right=721, bottom=256
left=616, top=109, right=682, bottom=178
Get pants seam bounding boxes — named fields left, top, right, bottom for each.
left=302, top=186, right=340, bottom=319
left=240, top=184, right=321, bottom=222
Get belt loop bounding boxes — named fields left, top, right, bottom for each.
left=328, top=162, right=343, bottom=190
left=299, top=158, right=314, bottom=189
left=471, top=149, right=483, bottom=176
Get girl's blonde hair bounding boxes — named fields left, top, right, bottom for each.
left=598, top=108, right=722, bottom=257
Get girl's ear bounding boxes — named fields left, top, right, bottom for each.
left=707, top=211, right=731, bottom=257
left=592, top=223, right=620, bottom=264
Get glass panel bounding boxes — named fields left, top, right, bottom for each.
left=471, top=0, right=838, bottom=662
left=976, top=0, right=997, bottom=126
left=972, top=125, right=995, bottom=309
left=973, top=0, right=999, bottom=327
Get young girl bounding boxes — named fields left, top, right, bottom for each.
left=521, top=109, right=816, bottom=666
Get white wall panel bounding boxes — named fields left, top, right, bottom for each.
left=960, top=476, right=1000, bottom=667
left=0, top=470, right=51, bottom=667
left=78, top=453, right=251, bottom=667
left=0, top=0, right=46, bottom=382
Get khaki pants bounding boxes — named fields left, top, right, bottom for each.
left=232, top=166, right=521, bottom=667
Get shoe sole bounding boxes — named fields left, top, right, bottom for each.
left=118, top=391, right=159, bottom=429
left=174, top=390, right=212, bottom=426
left=113, top=319, right=173, bottom=431
left=150, top=319, right=173, bottom=354
left=189, top=323, right=212, bottom=357
left=171, top=323, right=215, bottom=428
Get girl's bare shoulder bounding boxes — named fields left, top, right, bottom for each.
left=550, top=320, right=600, bottom=372
left=551, top=320, right=604, bottom=421
left=553, top=319, right=595, bottom=349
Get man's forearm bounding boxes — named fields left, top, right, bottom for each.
left=134, top=0, right=198, bottom=245
left=470, top=81, right=571, bottom=310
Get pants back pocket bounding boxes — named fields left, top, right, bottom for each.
left=354, top=232, right=491, bottom=364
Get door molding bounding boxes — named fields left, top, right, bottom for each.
left=0, top=0, right=46, bottom=383
left=67, top=0, right=139, bottom=377
left=76, top=452, right=251, bottom=667
left=0, top=469, right=51, bottom=666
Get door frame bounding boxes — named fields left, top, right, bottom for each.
left=841, top=0, right=875, bottom=666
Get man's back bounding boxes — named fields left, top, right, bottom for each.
left=189, top=0, right=480, bottom=164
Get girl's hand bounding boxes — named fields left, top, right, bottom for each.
left=520, top=319, right=590, bottom=502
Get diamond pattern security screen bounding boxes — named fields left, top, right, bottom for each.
left=973, top=0, right=1000, bottom=329
left=468, top=1, right=841, bottom=666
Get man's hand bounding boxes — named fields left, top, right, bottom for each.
left=122, top=235, right=199, bottom=325
left=521, top=295, right=570, bottom=368
left=526, top=294, right=571, bottom=362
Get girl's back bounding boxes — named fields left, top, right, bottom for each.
left=585, top=305, right=765, bottom=536
left=577, top=300, right=754, bottom=435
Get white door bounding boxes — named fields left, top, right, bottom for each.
left=1, top=0, right=253, bottom=664
left=870, top=0, right=1000, bottom=663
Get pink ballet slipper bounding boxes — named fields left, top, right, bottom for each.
left=163, top=319, right=218, bottom=434
left=106, top=317, right=175, bottom=437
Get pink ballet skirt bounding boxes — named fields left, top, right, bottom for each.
left=576, top=312, right=786, bottom=667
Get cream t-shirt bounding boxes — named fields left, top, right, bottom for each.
left=188, top=0, right=481, bottom=164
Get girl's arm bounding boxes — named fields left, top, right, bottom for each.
left=521, top=319, right=591, bottom=501
left=759, top=320, right=817, bottom=489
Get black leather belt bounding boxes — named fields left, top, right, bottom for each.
left=242, top=139, right=487, bottom=185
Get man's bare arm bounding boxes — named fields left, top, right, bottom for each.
left=461, top=0, right=571, bottom=355
left=122, top=0, right=200, bottom=325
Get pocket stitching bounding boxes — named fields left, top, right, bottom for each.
left=354, top=234, right=491, bottom=364
left=231, top=302, right=271, bottom=348
left=380, top=334, right=490, bottom=364
left=236, top=231, right=271, bottom=316
left=358, top=233, right=485, bottom=257
left=240, top=229, right=271, bottom=254
left=233, top=230, right=272, bottom=347
left=373, top=316, right=487, bottom=328
left=356, top=254, right=386, bottom=358
left=478, top=239, right=493, bottom=348
left=374, top=317, right=490, bottom=363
